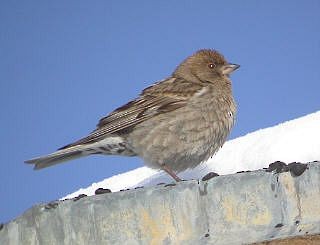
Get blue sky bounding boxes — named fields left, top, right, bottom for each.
left=1, top=1, right=319, bottom=223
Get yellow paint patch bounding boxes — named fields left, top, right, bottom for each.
left=280, top=173, right=320, bottom=220
left=138, top=203, right=193, bottom=244
left=222, top=195, right=272, bottom=226
left=101, top=210, right=136, bottom=239
left=280, top=174, right=296, bottom=198
left=282, top=173, right=320, bottom=218
left=301, top=194, right=320, bottom=218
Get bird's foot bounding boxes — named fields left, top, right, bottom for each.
left=161, top=164, right=182, bottom=182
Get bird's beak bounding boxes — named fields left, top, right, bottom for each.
left=222, top=63, right=240, bottom=75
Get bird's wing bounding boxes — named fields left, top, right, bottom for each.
left=60, top=77, right=203, bottom=149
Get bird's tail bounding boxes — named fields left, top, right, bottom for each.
left=25, top=136, right=135, bottom=170
left=25, top=145, right=93, bottom=170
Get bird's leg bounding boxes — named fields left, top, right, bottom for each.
left=161, top=164, right=182, bottom=182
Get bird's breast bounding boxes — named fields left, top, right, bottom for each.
left=127, top=91, right=236, bottom=172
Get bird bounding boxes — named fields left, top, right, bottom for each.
left=25, top=49, right=239, bottom=182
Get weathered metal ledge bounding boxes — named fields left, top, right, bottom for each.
left=1, top=162, right=319, bottom=245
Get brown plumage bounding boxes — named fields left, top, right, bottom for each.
left=25, top=49, right=240, bottom=181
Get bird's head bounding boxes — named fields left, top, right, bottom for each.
left=173, top=49, right=239, bottom=83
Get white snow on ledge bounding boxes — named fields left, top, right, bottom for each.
left=64, top=111, right=320, bottom=199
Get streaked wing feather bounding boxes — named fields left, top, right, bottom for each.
left=59, top=78, right=203, bottom=149
left=59, top=96, right=187, bottom=149
left=97, top=96, right=164, bottom=126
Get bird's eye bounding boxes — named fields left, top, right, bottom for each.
left=208, top=63, right=216, bottom=69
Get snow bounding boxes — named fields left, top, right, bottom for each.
left=64, top=111, right=320, bottom=199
